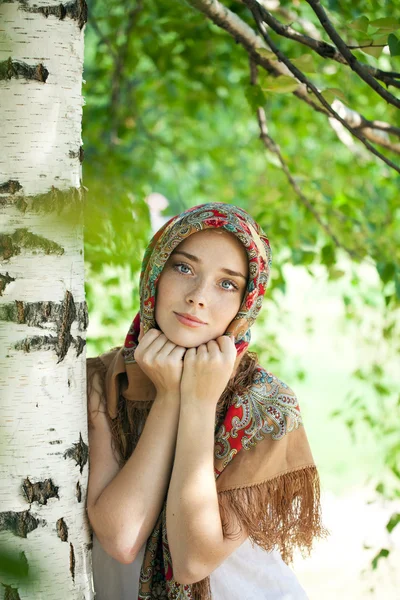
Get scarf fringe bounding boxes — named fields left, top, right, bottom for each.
left=191, top=465, right=330, bottom=600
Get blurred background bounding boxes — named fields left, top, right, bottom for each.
left=82, top=0, right=400, bottom=597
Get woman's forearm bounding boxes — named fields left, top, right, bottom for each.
left=89, top=393, right=180, bottom=563
left=166, top=400, right=224, bottom=581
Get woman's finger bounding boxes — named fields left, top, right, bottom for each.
left=157, top=340, right=179, bottom=357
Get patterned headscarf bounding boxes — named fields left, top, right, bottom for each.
left=122, top=202, right=272, bottom=365
left=99, top=202, right=328, bottom=600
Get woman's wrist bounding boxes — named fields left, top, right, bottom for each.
left=179, top=396, right=217, bottom=415
left=154, top=390, right=181, bottom=406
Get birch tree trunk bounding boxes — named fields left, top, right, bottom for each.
left=0, top=1, right=93, bottom=598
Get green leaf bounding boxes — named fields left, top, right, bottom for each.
left=328, top=267, right=345, bottom=281
left=321, top=244, right=336, bottom=267
left=261, top=75, right=299, bottom=94
left=257, top=48, right=277, bottom=60
left=377, top=261, right=395, bottom=284
left=361, top=44, right=384, bottom=58
left=348, top=16, right=370, bottom=33
left=388, top=33, right=400, bottom=56
left=386, top=513, right=400, bottom=533
left=370, top=33, right=389, bottom=44
left=371, top=548, right=390, bottom=570
left=0, top=547, right=32, bottom=580
left=244, top=84, right=266, bottom=111
left=395, top=268, right=400, bottom=300
left=370, top=17, right=400, bottom=31
left=291, top=54, right=317, bottom=73
left=373, top=382, right=391, bottom=396
left=321, top=88, right=348, bottom=104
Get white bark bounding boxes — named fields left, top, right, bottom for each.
left=0, top=2, right=93, bottom=598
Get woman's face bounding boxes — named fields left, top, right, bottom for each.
left=154, top=229, right=249, bottom=348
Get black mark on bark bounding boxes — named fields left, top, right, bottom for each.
left=74, top=335, right=86, bottom=357
left=2, top=584, right=21, bottom=600
left=0, top=197, right=29, bottom=212
left=0, top=299, right=88, bottom=331
left=14, top=334, right=86, bottom=359
left=22, top=477, right=59, bottom=505
left=49, top=440, right=62, bottom=445
left=56, top=517, right=68, bottom=542
left=0, top=58, right=48, bottom=82
left=77, top=302, right=89, bottom=330
left=0, top=228, right=64, bottom=260
left=0, top=510, right=41, bottom=538
left=70, top=543, right=75, bottom=581
left=0, top=185, right=84, bottom=216
left=76, top=481, right=82, bottom=502
left=8, top=291, right=88, bottom=362
left=57, top=290, right=75, bottom=361
left=21, top=0, right=88, bottom=30
left=0, top=180, right=22, bottom=194
left=0, top=273, right=15, bottom=296
left=64, top=433, right=88, bottom=474
left=69, top=146, right=84, bottom=163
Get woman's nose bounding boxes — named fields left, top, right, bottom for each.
left=185, top=282, right=207, bottom=307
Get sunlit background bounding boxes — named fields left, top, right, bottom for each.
left=82, top=1, right=400, bottom=597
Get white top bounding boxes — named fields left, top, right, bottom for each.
left=92, top=533, right=309, bottom=599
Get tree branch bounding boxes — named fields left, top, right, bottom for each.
left=110, top=2, right=143, bottom=142
left=305, top=0, right=400, bottom=108
left=89, top=15, right=117, bottom=60
left=186, top=0, right=400, bottom=166
left=243, top=0, right=400, bottom=173
left=247, top=0, right=400, bottom=90
left=249, top=59, right=361, bottom=259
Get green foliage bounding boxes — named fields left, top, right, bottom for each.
left=0, top=544, right=38, bottom=597
left=371, top=548, right=390, bottom=570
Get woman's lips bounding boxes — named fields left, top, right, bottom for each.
left=174, top=313, right=206, bottom=328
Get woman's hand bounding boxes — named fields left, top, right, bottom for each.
left=134, top=324, right=187, bottom=397
left=180, top=335, right=237, bottom=407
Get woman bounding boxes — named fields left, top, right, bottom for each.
left=87, top=203, right=328, bottom=599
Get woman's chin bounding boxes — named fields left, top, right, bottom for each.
left=162, top=328, right=213, bottom=349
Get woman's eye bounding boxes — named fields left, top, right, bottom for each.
left=174, top=263, right=238, bottom=292
left=175, top=263, right=191, bottom=274
left=221, top=280, right=239, bottom=291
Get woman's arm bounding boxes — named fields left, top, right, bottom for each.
left=87, top=371, right=180, bottom=565
left=87, top=327, right=187, bottom=564
left=166, top=338, right=248, bottom=584
left=166, top=401, right=247, bottom=584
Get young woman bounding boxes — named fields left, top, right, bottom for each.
left=86, top=203, right=328, bottom=600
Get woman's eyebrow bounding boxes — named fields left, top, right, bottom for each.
left=171, top=250, right=247, bottom=281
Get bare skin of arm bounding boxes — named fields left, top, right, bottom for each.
left=87, top=327, right=186, bottom=564
left=166, top=336, right=248, bottom=584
